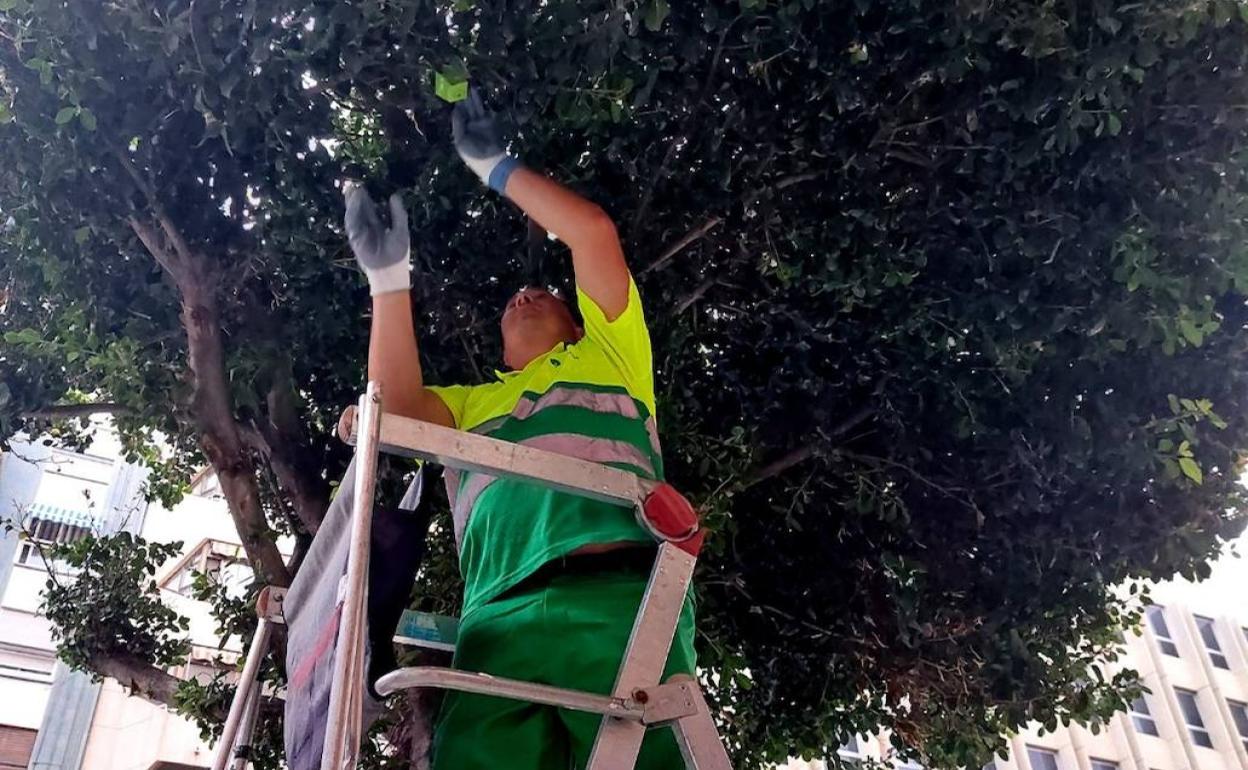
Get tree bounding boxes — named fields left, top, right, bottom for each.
left=3, top=0, right=1248, bottom=766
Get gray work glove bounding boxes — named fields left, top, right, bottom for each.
left=452, top=88, right=520, bottom=193
left=344, top=186, right=410, bottom=296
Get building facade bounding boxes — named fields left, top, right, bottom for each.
left=0, top=423, right=247, bottom=770
left=785, top=535, right=1248, bottom=770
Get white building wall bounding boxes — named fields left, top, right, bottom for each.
left=0, top=421, right=253, bottom=770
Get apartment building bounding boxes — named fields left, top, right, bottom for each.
left=0, top=423, right=250, bottom=770
left=786, top=534, right=1248, bottom=770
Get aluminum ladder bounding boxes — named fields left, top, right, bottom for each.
left=211, top=382, right=733, bottom=770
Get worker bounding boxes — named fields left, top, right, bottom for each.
left=342, top=89, right=696, bottom=769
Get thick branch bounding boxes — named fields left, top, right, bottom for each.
left=242, top=382, right=331, bottom=537
left=113, top=147, right=197, bottom=268
left=88, top=652, right=184, bottom=707
left=21, top=403, right=130, bottom=419
left=261, top=370, right=330, bottom=532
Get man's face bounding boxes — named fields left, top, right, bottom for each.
left=500, top=287, right=581, bottom=368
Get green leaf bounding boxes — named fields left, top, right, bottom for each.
left=644, top=0, right=670, bottom=31
left=4, top=328, right=42, bottom=345
left=55, top=106, right=77, bottom=125
left=1178, top=319, right=1203, bottom=347
left=25, top=58, right=52, bottom=85
left=1106, top=114, right=1122, bottom=137
left=434, top=71, right=469, bottom=103
left=1178, top=457, right=1203, bottom=484
left=73, top=226, right=90, bottom=244
left=0, top=0, right=18, bottom=11
left=78, top=108, right=96, bottom=131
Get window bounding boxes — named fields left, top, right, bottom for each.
left=1174, top=688, right=1213, bottom=748
left=1026, top=747, right=1060, bottom=770
left=1145, top=606, right=1179, bottom=656
left=1193, top=615, right=1229, bottom=669
left=13, top=506, right=96, bottom=572
left=1129, top=695, right=1160, bottom=736
left=1090, top=761, right=1118, bottom=770
left=1229, top=700, right=1248, bottom=752
left=0, top=725, right=38, bottom=770
left=834, top=736, right=862, bottom=766
left=159, top=539, right=249, bottom=598
left=190, top=466, right=223, bottom=498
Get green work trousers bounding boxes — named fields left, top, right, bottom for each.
left=431, top=567, right=697, bottom=769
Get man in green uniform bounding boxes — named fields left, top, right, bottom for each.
left=342, top=90, right=696, bottom=769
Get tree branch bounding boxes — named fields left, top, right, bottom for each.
left=742, top=396, right=883, bottom=488
left=641, top=217, right=723, bottom=276
left=87, top=652, right=184, bottom=708
left=628, top=20, right=737, bottom=248
left=748, top=444, right=817, bottom=487
left=113, top=146, right=198, bottom=269
left=21, top=403, right=131, bottom=419
left=640, top=171, right=821, bottom=277
left=672, top=276, right=719, bottom=315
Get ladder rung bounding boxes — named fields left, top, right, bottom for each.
left=340, top=408, right=655, bottom=509
left=374, top=667, right=646, bottom=720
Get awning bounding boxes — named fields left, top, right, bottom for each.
left=24, top=502, right=102, bottom=531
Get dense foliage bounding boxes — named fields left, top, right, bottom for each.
left=4, top=0, right=1248, bottom=766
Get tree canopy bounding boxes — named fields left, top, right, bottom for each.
left=3, top=0, right=1248, bottom=767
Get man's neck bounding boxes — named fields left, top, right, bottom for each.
left=506, top=338, right=569, bottom=371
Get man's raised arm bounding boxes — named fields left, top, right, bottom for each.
left=452, top=90, right=632, bottom=320
left=344, top=186, right=454, bottom=427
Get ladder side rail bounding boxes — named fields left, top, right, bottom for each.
left=211, top=617, right=273, bottom=770
left=320, top=385, right=383, bottom=770
left=585, top=543, right=697, bottom=769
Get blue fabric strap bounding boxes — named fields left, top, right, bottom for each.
left=488, top=156, right=521, bottom=194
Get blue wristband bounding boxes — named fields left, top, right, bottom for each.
left=488, top=156, right=522, bottom=194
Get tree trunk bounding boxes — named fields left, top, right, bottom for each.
left=180, top=273, right=292, bottom=587
left=126, top=211, right=291, bottom=587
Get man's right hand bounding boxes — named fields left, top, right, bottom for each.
left=344, top=185, right=411, bottom=296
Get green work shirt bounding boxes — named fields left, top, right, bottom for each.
left=427, top=277, right=663, bottom=617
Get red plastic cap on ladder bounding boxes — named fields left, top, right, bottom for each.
left=639, top=483, right=705, bottom=556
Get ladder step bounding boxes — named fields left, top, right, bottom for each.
left=393, top=610, right=459, bottom=651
